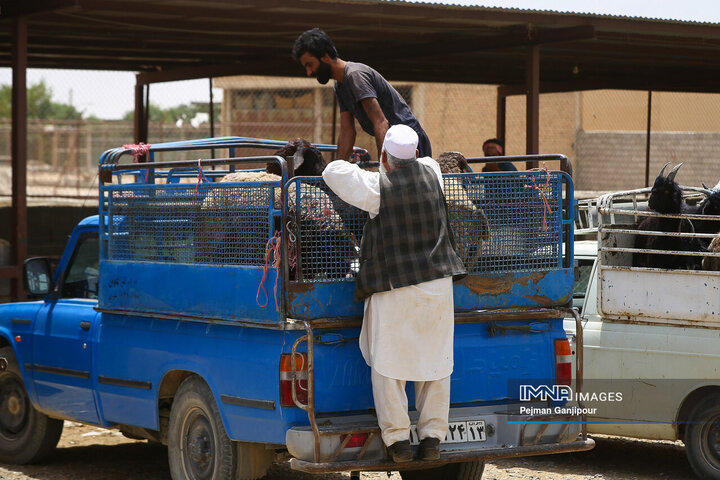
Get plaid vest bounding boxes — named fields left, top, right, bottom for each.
left=354, top=161, right=467, bottom=301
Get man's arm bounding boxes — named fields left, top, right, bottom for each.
left=322, top=160, right=380, bottom=216
left=336, top=111, right=356, bottom=161
left=360, top=97, right=389, bottom=159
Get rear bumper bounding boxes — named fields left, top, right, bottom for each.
left=287, top=406, right=591, bottom=472
left=290, top=437, right=595, bottom=473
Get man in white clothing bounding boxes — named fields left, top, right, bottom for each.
left=322, top=125, right=466, bottom=462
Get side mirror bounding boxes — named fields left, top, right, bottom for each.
left=23, top=258, right=52, bottom=298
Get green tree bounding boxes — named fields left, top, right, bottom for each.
left=0, top=80, right=83, bottom=120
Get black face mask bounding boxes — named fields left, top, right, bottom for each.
left=315, top=60, right=332, bottom=85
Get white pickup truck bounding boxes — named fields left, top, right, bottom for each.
left=565, top=191, right=720, bottom=480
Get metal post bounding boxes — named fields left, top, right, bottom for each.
left=10, top=17, right=27, bottom=300
left=526, top=45, right=540, bottom=169
left=209, top=77, right=216, bottom=161
left=645, top=90, right=652, bottom=188
left=496, top=88, right=506, bottom=146
left=331, top=94, right=338, bottom=161
left=134, top=80, right=145, bottom=144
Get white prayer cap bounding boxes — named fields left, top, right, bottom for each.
left=383, top=125, right=418, bottom=160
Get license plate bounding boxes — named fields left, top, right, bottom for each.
left=409, top=420, right=487, bottom=445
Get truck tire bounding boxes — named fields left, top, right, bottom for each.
left=400, top=461, right=485, bottom=480
left=685, top=393, right=720, bottom=480
left=168, top=376, right=237, bottom=480
left=0, top=346, right=63, bottom=464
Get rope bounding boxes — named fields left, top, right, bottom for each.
left=122, top=143, right=152, bottom=183
left=524, top=162, right=553, bottom=232
left=193, top=159, right=210, bottom=202
left=286, top=220, right=298, bottom=269
left=122, top=143, right=152, bottom=163
left=257, top=231, right=282, bottom=311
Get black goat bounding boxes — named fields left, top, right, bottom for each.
left=266, top=138, right=326, bottom=177
left=267, top=139, right=361, bottom=280
left=634, top=163, right=701, bottom=269
left=687, top=180, right=720, bottom=250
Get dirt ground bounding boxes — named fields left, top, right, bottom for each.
left=0, top=422, right=697, bottom=480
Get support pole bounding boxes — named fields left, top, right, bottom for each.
left=10, top=17, right=27, bottom=300
left=645, top=90, right=652, bottom=188
left=133, top=80, right=146, bottom=145
left=209, top=77, right=216, bottom=161
left=525, top=45, right=540, bottom=169
left=496, top=88, right=506, bottom=146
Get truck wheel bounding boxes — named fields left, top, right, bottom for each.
left=685, top=393, right=720, bottom=480
left=0, top=346, right=63, bottom=464
left=400, top=461, right=485, bottom=480
left=168, top=376, right=237, bottom=480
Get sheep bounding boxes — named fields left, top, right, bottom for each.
left=634, top=162, right=701, bottom=270
left=437, top=152, right=490, bottom=271
left=702, top=235, right=720, bottom=271
left=197, top=171, right=281, bottom=265
left=200, top=139, right=359, bottom=280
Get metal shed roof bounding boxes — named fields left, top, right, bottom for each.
left=2, top=0, right=720, bottom=92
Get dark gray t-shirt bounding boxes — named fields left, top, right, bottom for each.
left=334, top=62, right=431, bottom=156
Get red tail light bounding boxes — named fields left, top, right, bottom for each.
left=280, top=353, right=308, bottom=407
left=554, top=339, right=573, bottom=386
left=341, top=433, right=369, bottom=448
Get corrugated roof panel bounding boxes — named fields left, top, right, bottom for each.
left=372, top=0, right=720, bottom=25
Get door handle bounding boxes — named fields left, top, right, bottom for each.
left=79, top=321, right=91, bottom=330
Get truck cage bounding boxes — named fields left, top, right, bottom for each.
left=594, top=186, right=720, bottom=329
left=96, top=137, right=591, bottom=470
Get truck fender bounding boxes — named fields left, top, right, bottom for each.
left=155, top=363, right=232, bottom=442
left=0, top=332, right=40, bottom=407
left=675, top=384, right=720, bottom=440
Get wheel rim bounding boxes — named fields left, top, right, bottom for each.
left=0, top=374, right=29, bottom=439
left=701, top=412, right=720, bottom=469
left=181, top=406, right=216, bottom=480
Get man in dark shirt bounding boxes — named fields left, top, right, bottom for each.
left=292, top=28, right=431, bottom=162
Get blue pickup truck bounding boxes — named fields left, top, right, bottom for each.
left=0, top=137, right=592, bottom=480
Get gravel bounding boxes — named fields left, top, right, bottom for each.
left=0, top=423, right=697, bottom=480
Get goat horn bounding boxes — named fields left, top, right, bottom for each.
left=667, top=162, right=683, bottom=182
left=713, top=180, right=720, bottom=192
left=658, top=162, right=671, bottom=177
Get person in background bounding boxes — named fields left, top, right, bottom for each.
left=292, top=28, right=431, bottom=163
left=481, top=138, right=517, bottom=172
left=322, top=125, right=466, bottom=463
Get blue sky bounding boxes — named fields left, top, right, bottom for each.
left=1, top=1, right=718, bottom=120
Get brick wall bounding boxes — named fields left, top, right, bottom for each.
left=574, top=131, right=720, bottom=191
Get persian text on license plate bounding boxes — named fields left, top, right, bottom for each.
left=409, top=420, right=487, bottom=445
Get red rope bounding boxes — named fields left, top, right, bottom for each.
left=257, top=231, right=282, bottom=311
left=193, top=159, right=209, bottom=202
left=524, top=163, right=552, bottom=232
left=122, top=143, right=152, bottom=163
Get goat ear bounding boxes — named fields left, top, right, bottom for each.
left=293, top=141, right=306, bottom=170
left=658, top=162, right=671, bottom=177
left=713, top=180, right=720, bottom=192
left=667, top=162, right=683, bottom=183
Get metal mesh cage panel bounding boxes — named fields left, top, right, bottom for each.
left=290, top=172, right=564, bottom=283
left=104, top=182, right=276, bottom=265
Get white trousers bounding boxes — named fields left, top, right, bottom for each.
left=371, top=368, right=451, bottom=446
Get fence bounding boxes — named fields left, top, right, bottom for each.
left=2, top=73, right=720, bottom=201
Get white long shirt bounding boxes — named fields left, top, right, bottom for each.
left=322, top=158, right=454, bottom=381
